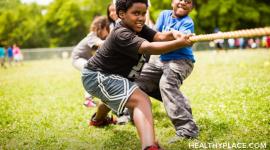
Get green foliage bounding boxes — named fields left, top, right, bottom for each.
left=190, top=0, right=270, bottom=33
left=0, top=2, right=49, bottom=48
left=0, top=50, right=269, bottom=149
left=150, top=0, right=270, bottom=33
left=44, top=0, right=111, bottom=47
left=0, top=0, right=270, bottom=47
left=45, top=0, right=87, bottom=47
left=80, top=0, right=112, bottom=27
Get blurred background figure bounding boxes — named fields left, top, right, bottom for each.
left=262, top=36, right=267, bottom=48
left=239, top=38, right=245, bottom=49
left=266, top=36, right=270, bottom=48
left=214, top=38, right=224, bottom=51
left=145, top=0, right=155, bottom=29
left=0, top=45, right=7, bottom=69
left=228, top=38, right=235, bottom=49
left=107, top=2, right=118, bottom=32
left=213, top=30, right=225, bottom=51
left=234, top=38, right=240, bottom=49
left=255, top=38, right=261, bottom=48
left=248, top=38, right=256, bottom=49
left=72, top=16, right=109, bottom=108
left=7, top=46, right=13, bottom=66
left=13, top=44, right=23, bottom=65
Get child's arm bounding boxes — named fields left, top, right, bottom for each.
left=91, top=41, right=104, bottom=50
left=138, top=34, right=193, bottom=55
left=153, top=31, right=174, bottom=41
left=153, top=30, right=186, bottom=42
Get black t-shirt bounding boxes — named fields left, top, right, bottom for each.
left=86, top=21, right=156, bottom=79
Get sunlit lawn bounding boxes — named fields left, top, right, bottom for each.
left=0, top=49, right=269, bottom=149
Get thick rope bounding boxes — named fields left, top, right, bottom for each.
left=189, top=27, right=270, bottom=42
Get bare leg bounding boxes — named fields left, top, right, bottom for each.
left=125, top=88, right=155, bottom=149
left=94, top=102, right=111, bottom=121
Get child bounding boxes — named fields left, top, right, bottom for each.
left=107, top=2, right=119, bottom=31
left=81, top=0, right=193, bottom=149
left=0, top=46, right=6, bottom=68
left=135, top=0, right=199, bottom=143
left=13, top=44, right=23, bottom=66
left=7, top=46, right=13, bottom=66
left=109, top=0, right=153, bottom=31
left=106, top=0, right=153, bottom=125
left=72, top=16, right=109, bottom=107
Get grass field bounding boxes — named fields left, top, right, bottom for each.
left=0, top=50, right=269, bottom=150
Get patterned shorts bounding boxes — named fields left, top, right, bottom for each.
left=82, top=68, right=138, bottom=115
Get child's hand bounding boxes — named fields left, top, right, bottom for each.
left=172, top=30, right=184, bottom=40
left=179, top=33, right=194, bottom=46
left=184, top=33, right=194, bottom=46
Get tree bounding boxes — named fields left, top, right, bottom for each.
left=192, top=0, right=270, bottom=33
left=0, top=1, right=49, bottom=48
left=45, top=0, right=87, bottom=47
left=1, top=0, right=270, bottom=48
left=150, top=0, right=270, bottom=34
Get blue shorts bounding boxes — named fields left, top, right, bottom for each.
left=82, top=68, right=138, bottom=115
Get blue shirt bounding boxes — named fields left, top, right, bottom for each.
left=0, top=47, right=5, bottom=58
left=156, top=10, right=195, bottom=62
left=7, top=47, right=13, bottom=57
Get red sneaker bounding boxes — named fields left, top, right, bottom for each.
left=89, top=113, right=117, bottom=127
left=144, top=143, right=163, bottom=150
left=144, top=145, right=159, bottom=150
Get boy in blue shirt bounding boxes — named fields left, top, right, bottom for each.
left=136, top=0, right=199, bottom=143
left=7, top=46, right=13, bottom=66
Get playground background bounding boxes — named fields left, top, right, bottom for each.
left=1, top=0, right=270, bottom=149
left=1, top=0, right=270, bottom=48
left=1, top=50, right=269, bottom=149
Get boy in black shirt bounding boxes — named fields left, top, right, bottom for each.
left=82, top=0, right=193, bottom=149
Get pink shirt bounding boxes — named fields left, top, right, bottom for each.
left=13, top=47, right=21, bottom=55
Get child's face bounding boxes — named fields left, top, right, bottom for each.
left=99, top=27, right=109, bottom=40
left=171, top=0, right=193, bottom=18
left=109, top=4, right=118, bottom=21
left=120, top=3, right=147, bottom=33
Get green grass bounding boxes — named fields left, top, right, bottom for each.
left=0, top=49, right=269, bottom=150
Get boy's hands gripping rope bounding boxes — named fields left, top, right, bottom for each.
left=172, top=30, right=194, bottom=46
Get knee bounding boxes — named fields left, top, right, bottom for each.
left=136, top=91, right=151, bottom=107
left=127, top=89, right=152, bottom=108
left=159, top=75, right=180, bottom=92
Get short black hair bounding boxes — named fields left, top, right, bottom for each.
left=116, top=0, right=148, bottom=17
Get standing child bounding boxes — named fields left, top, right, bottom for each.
left=7, top=46, right=13, bottom=66
left=0, top=46, right=6, bottom=68
left=135, top=0, right=199, bottom=143
left=13, top=44, right=23, bottom=66
left=72, top=16, right=109, bottom=107
left=82, top=0, right=193, bottom=149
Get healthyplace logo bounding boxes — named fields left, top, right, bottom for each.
left=189, top=142, right=267, bottom=149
